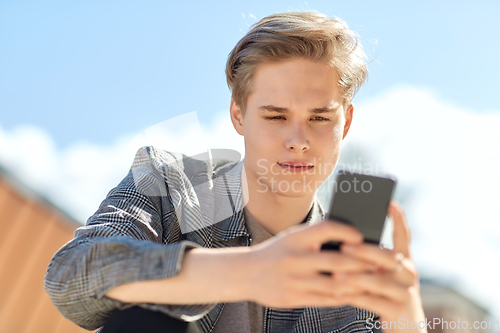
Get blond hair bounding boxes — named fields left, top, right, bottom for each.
left=226, top=12, right=367, bottom=111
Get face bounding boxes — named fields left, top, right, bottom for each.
left=230, top=57, right=353, bottom=197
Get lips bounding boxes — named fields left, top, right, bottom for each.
left=279, top=162, right=313, bottom=167
left=277, top=161, right=314, bottom=172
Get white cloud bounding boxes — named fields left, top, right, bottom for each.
left=0, top=125, right=59, bottom=191
left=0, top=112, right=244, bottom=224
left=347, top=85, right=500, bottom=317
left=0, top=86, right=499, bottom=317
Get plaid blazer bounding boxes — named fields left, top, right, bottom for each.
left=44, top=146, right=380, bottom=333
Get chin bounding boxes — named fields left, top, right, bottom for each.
left=257, top=175, right=325, bottom=197
left=273, top=189, right=316, bottom=198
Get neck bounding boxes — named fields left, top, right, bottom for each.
left=241, top=163, right=315, bottom=235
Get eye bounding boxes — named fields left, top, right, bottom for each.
left=265, top=116, right=285, bottom=121
left=311, top=116, right=330, bottom=121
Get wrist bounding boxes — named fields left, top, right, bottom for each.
left=226, top=247, right=257, bottom=302
left=180, top=246, right=255, bottom=303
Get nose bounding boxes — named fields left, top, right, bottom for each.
left=285, top=122, right=310, bottom=152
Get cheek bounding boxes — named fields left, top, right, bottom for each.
left=332, top=119, right=345, bottom=138
left=318, top=123, right=344, bottom=147
left=244, top=124, right=278, bottom=148
left=316, top=124, right=344, bottom=170
left=242, top=124, right=277, bottom=163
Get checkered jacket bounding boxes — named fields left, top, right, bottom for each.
left=44, top=146, right=380, bottom=333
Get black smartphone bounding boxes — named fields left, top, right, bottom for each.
left=321, top=171, right=396, bottom=251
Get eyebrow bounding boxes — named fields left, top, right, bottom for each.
left=259, top=105, right=340, bottom=114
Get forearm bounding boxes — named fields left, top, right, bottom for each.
left=105, top=246, right=253, bottom=304
left=45, top=237, right=204, bottom=329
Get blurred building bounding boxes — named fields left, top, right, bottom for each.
left=420, top=278, right=495, bottom=333
left=0, top=166, right=92, bottom=333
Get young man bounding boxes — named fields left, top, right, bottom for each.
left=45, top=12, right=426, bottom=333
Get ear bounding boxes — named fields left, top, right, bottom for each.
left=342, top=104, right=354, bottom=140
left=230, top=99, right=244, bottom=136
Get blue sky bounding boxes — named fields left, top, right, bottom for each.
left=1, top=0, right=499, bottom=148
left=1, top=0, right=500, bottom=321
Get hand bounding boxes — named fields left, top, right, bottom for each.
left=334, top=201, right=426, bottom=332
left=242, top=220, right=376, bottom=309
left=108, top=219, right=375, bottom=307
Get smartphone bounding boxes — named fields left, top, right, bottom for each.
left=321, top=171, right=396, bottom=251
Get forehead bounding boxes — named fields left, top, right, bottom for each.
left=247, top=58, right=343, bottom=109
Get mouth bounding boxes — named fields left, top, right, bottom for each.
left=277, top=162, right=314, bottom=172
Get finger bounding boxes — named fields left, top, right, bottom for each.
left=283, top=220, right=363, bottom=250
left=288, top=251, right=376, bottom=275
left=335, top=272, right=411, bottom=303
left=388, top=201, right=411, bottom=258
left=340, top=244, right=415, bottom=286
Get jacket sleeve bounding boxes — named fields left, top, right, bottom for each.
left=44, top=147, right=216, bottom=330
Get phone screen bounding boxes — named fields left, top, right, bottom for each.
left=321, top=171, right=396, bottom=250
